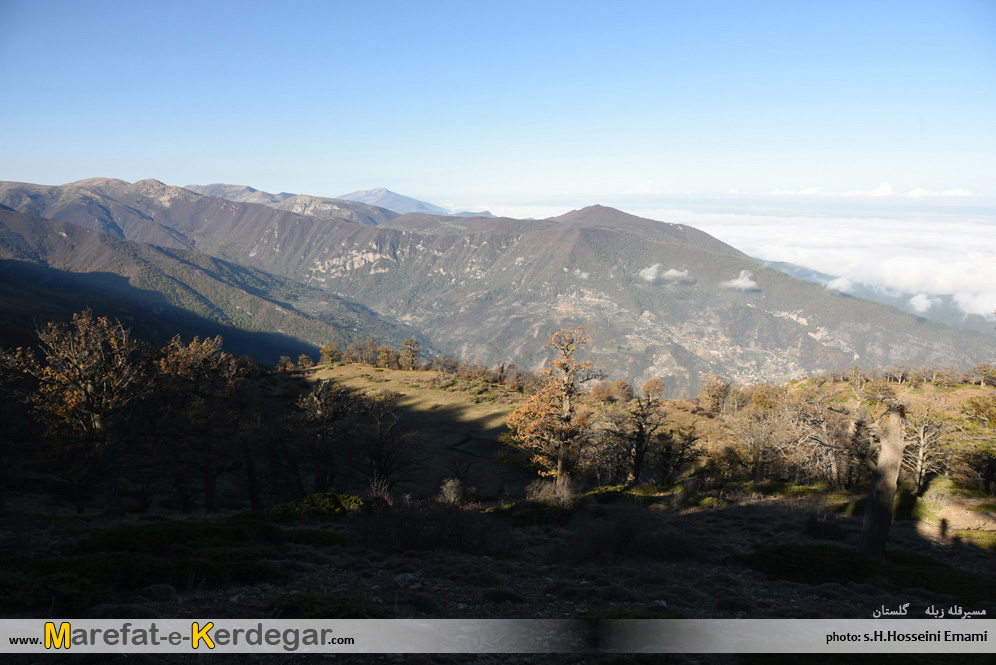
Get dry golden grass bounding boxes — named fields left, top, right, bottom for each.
left=307, top=363, right=522, bottom=430
left=301, top=363, right=527, bottom=495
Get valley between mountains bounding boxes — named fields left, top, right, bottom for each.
left=1, top=177, right=993, bottom=396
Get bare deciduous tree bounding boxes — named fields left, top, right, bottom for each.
left=2, top=310, right=146, bottom=515
left=957, top=394, right=996, bottom=493
left=595, top=378, right=673, bottom=484
left=505, top=328, right=603, bottom=485
left=295, top=378, right=358, bottom=492
left=353, top=390, right=423, bottom=497
left=902, top=398, right=950, bottom=494
left=400, top=337, right=420, bottom=370
left=785, top=390, right=865, bottom=489
left=156, top=335, right=254, bottom=512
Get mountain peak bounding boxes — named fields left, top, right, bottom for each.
left=337, top=188, right=449, bottom=216
left=65, top=177, right=131, bottom=188
left=133, top=178, right=168, bottom=188
left=3, top=176, right=994, bottom=395
left=552, top=204, right=650, bottom=226
left=184, top=183, right=295, bottom=205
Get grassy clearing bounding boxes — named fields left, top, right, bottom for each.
left=310, top=364, right=523, bottom=432
left=308, top=364, right=524, bottom=495
left=954, top=530, right=996, bottom=549
left=825, top=491, right=941, bottom=522
left=744, top=481, right=832, bottom=497
left=581, top=485, right=673, bottom=507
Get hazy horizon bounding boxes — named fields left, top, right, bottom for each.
left=1, top=0, right=993, bottom=317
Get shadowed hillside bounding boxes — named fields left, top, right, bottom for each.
left=0, top=208, right=425, bottom=362
left=2, top=179, right=994, bottom=396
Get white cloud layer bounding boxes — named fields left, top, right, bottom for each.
left=761, top=183, right=974, bottom=198
left=908, top=293, right=939, bottom=314
left=626, top=203, right=996, bottom=319
left=843, top=182, right=895, bottom=197
left=770, top=186, right=823, bottom=196
left=639, top=265, right=690, bottom=282
left=825, top=276, right=854, bottom=293
left=954, top=292, right=996, bottom=317
left=907, top=187, right=974, bottom=198
left=639, top=264, right=662, bottom=281
left=721, top=269, right=759, bottom=291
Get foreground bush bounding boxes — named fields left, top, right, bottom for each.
left=269, top=493, right=366, bottom=522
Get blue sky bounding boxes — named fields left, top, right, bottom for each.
left=1, top=0, right=994, bottom=315
left=1, top=0, right=993, bottom=201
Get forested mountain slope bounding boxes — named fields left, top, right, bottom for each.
left=2, top=179, right=993, bottom=394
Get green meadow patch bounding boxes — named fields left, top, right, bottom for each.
left=269, top=493, right=366, bottom=522
left=826, top=491, right=940, bottom=522
left=954, top=530, right=996, bottom=549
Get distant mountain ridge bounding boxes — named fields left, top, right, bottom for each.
left=337, top=187, right=495, bottom=218
left=183, top=183, right=295, bottom=205
left=186, top=182, right=494, bottom=219
left=337, top=187, right=450, bottom=215
left=2, top=177, right=993, bottom=395
left=183, top=183, right=399, bottom=226
left=0, top=202, right=423, bottom=362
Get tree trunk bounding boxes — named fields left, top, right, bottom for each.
left=753, top=454, right=765, bottom=482
left=983, top=456, right=996, bottom=495
left=861, top=402, right=906, bottom=558
left=627, top=435, right=646, bottom=485
left=912, top=450, right=926, bottom=495
left=99, top=444, right=123, bottom=517
left=555, top=446, right=568, bottom=486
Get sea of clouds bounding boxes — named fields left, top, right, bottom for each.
left=625, top=198, right=996, bottom=320
left=454, top=195, right=995, bottom=321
